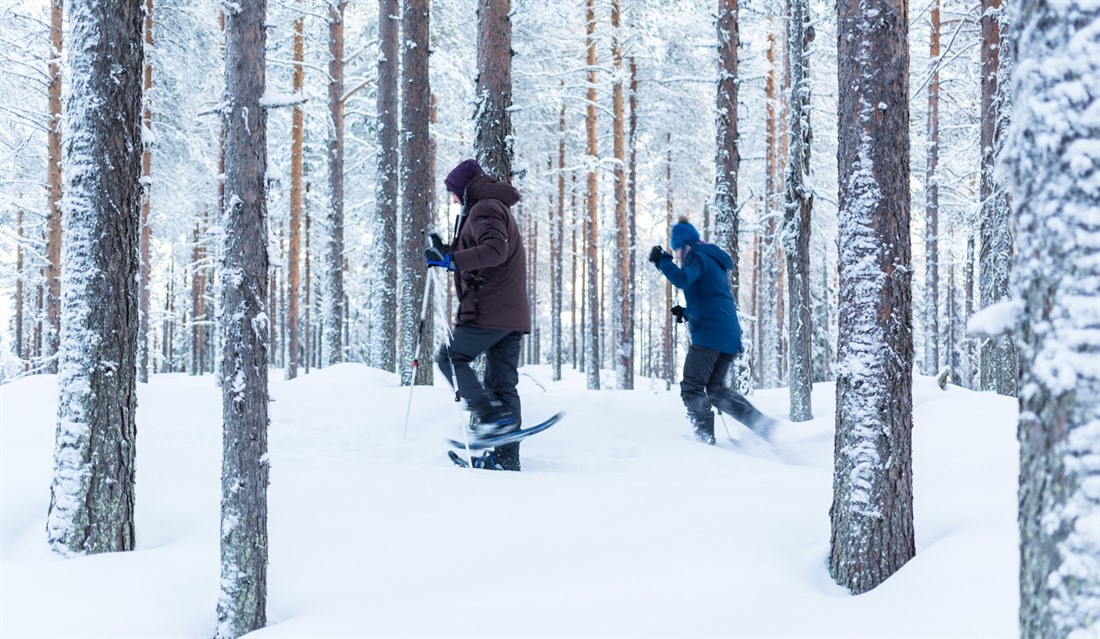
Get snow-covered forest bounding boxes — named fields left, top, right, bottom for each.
left=0, top=0, right=1097, bottom=636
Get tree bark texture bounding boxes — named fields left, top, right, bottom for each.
left=46, top=0, right=143, bottom=557
left=400, top=0, right=432, bottom=386
left=374, top=0, right=399, bottom=373
left=551, top=101, right=565, bottom=382
left=761, top=32, right=782, bottom=389
left=287, top=15, right=304, bottom=381
left=1004, top=1, right=1100, bottom=635
left=584, top=0, right=600, bottom=390
left=714, top=0, right=740, bottom=300
left=16, top=209, right=25, bottom=362
left=475, top=0, right=513, bottom=181
left=44, top=0, right=63, bottom=372
left=325, top=0, right=347, bottom=366
left=139, top=0, right=153, bottom=383
left=829, top=0, right=915, bottom=595
left=782, top=0, right=814, bottom=422
left=611, top=0, right=632, bottom=390
left=216, top=0, right=270, bottom=633
left=979, top=0, right=1017, bottom=397
left=923, top=0, right=941, bottom=376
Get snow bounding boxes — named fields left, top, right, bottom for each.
left=1, top=365, right=1020, bottom=637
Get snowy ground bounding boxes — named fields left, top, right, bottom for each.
left=1, top=363, right=1019, bottom=638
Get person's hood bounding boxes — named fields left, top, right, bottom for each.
left=691, top=242, right=734, bottom=271
left=465, top=172, right=521, bottom=208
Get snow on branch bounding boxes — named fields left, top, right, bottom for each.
left=259, top=90, right=307, bottom=110
left=966, top=299, right=1022, bottom=337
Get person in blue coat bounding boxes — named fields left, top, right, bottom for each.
left=649, top=216, right=777, bottom=444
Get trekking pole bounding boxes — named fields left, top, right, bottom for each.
left=717, top=410, right=734, bottom=442
left=430, top=266, right=475, bottom=471
left=401, top=248, right=436, bottom=439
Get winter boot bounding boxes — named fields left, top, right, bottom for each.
left=689, top=410, right=716, bottom=445
left=472, top=451, right=503, bottom=470
left=471, top=400, right=517, bottom=439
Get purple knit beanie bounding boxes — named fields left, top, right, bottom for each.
left=444, top=159, right=484, bottom=199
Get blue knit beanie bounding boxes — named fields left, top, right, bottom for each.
left=670, top=217, right=700, bottom=250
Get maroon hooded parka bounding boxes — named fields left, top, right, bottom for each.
left=450, top=173, right=531, bottom=333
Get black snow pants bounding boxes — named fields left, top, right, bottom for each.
left=680, top=345, right=768, bottom=444
left=436, top=325, right=524, bottom=471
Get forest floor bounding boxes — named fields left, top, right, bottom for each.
left=1, top=363, right=1018, bottom=638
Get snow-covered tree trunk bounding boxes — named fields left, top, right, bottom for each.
left=978, top=0, right=1017, bottom=397
left=400, top=0, right=432, bottom=386
left=374, top=0, right=399, bottom=374
left=714, top=0, right=740, bottom=300
left=138, top=0, right=153, bottom=384
left=584, top=0, right=600, bottom=390
left=475, top=0, right=513, bottom=181
left=612, top=0, right=632, bottom=390
left=760, top=31, right=782, bottom=389
left=551, top=102, right=565, bottom=382
left=46, top=0, right=143, bottom=556
left=782, top=0, right=813, bottom=422
left=324, top=0, right=347, bottom=366
left=812, top=250, right=835, bottom=382
left=829, top=0, right=915, bottom=595
left=216, top=0, right=270, bottom=633
left=1002, top=1, right=1100, bottom=635
left=44, top=0, right=63, bottom=373
left=923, top=0, right=941, bottom=377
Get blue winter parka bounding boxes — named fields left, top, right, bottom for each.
left=657, top=241, right=743, bottom=355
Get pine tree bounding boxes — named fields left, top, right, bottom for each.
left=584, top=0, right=600, bottom=390
left=829, top=0, right=914, bottom=594
left=713, top=0, right=740, bottom=299
left=138, top=0, right=154, bottom=383
left=287, top=11, right=305, bottom=380
left=400, top=0, right=432, bottom=386
left=782, top=0, right=813, bottom=422
left=46, top=0, right=143, bottom=556
left=325, top=0, right=347, bottom=366
left=474, top=0, right=514, bottom=181
left=1003, top=1, right=1100, bottom=635
left=978, top=0, right=1016, bottom=396
left=374, top=0, right=399, bottom=373
left=43, top=0, right=62, bottom=373
left=923, top=0, right=942, bottom=377
left=216, top=0, right=270, bottom=632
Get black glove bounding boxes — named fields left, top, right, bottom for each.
left=670, top=305, right=686, bottom=324
left=425, top=245, right=455, bottom=270
left=649, top=245, right=670, bottom=266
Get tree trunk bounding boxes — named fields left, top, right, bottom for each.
left=1005, top=3, right=1100, bottom=635
left=192, top=223, right=203, bottom=375
left=475, top=0, right=513, bottom=181
left=325, top=0, right=347, bottom=366
left=44, top=0, right=63, bottom=372
left=571, top=173, right=578, bottom=369
left=46, top=0, right=142, bottom=556
left=829, top=0, right=914, bottom=595
left=782, top=0, right=814, bottom=422
left=374, top=0, right=399, bottom=373
left=714, top=0, right=740, bottom=300
left=551, top=100, right=565, bottom=382
left=660, top=135, right=668, bottom=389
left=627, top=57, right=638, bottom=383
left=584, top=0, right=600, bottom=390
left=761, top=31, right=781, bottom=389
left=400, top=0, right=432, bottom=386
left=305, top=199, right=312, bottom=375
left=216, top=0, right=270, bottom=633
left=287, top=14, right=304, bottom=380
left=978, top=0, right=1017, bottom=396
left=611, top=0, right=632, bottom=390
left=138, top=0, right=154, bottom=383
left=16, top=209, right=24, bottom=363
left=923, top=0, right=941, bottom=376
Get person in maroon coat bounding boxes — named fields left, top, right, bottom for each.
left=426, top=159, right=530, bottom=471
